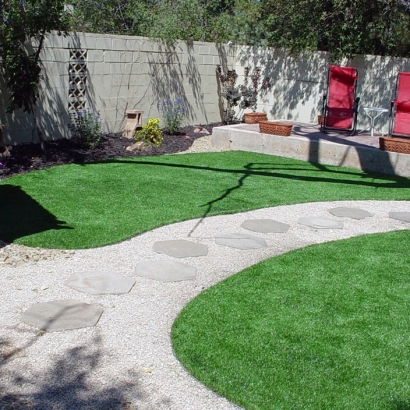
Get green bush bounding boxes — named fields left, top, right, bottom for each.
left=135, top=118, right=163, bottom=146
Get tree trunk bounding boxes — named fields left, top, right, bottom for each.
left=29, top=99, right=47, bottom=154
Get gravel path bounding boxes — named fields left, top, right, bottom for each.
left=1, top=200, right=410, bottom=409
left=1, top=138, right=410, bottom=409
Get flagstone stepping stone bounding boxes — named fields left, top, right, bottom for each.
left=134, top=260, right=196, bottom=282
left=241, top=218, right=290, bottom=233
left=389, top=211, right=410, bottom=223
left=215, top=233, right=268, bottom=250
left=65, top=271, right=136, bottom=295
left=22, top=300, right=103, bottom=332
left=298, top=216, right=343, bottom=229
left=328, top=207, right=373, bottom=219
left=153, top=239, right=208, bottom=258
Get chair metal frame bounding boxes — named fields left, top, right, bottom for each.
left=320, top=65, right=360, bottom=135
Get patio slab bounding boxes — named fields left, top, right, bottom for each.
left=328, top=207, right=373, bottom=219
left=22, top=300, right=103, bottom=332
left=134, top=260, right=196, bottom=282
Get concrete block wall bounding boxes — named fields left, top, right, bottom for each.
left=2, top=31, right=410, bottom=144
left=0, top=32, right=234, bottom=144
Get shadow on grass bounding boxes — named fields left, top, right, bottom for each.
left=391, top=400, right=410, bottom=410
left=96, top=155, right=410, bottom=235
left=99, top=157, right=410, bottom=187
left=0, top=184, right=71, bottom=243
left=0, top=333, right=145, bottom=409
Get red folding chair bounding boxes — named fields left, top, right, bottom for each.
left=389, top=72, right=410, bottom=138
left=320, top=65, right=360, bottom=135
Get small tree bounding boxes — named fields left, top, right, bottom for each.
left=239, top=67, right=271, bottom=112
left=0, top=0, right=69, bottom=151
left=216, top=65, right=241, bottom=124
left=216, top=65, right=270, bottom=123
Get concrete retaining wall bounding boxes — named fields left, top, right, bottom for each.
left=212, top=124, right=410, bottom=178
left=2, top=32, right=410, bottom=144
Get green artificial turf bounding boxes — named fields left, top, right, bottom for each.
left=172, top=230, right=410, bottom=410
left=1, top=151, right=410, bottom=248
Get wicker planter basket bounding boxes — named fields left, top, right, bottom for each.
left=259, top=121, right=293, bottom=136
left=244, top=112, right=267, bottom=124
left=379, top=136, right=410, bottom=154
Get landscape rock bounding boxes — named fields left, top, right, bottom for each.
left=0, top=242, right=74, bottom=267
left=194, top=127, right=210, bottom=134
left=126, top=141, right=145, bottom=152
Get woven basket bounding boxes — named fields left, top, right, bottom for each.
left=317, top=115, right=327, bottom=125
left=379, top=136, right=410, bottom=154
left=244, top=112, right=267, bottom=124
left=259, top=121, right=293, bottom=136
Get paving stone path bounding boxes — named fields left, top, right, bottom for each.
left=1, top=201, right=410, bottom=409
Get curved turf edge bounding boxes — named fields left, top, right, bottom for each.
left=172, top=230, right=410, bottom=410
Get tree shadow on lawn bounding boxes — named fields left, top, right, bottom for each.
left=0, top=184, right=72, bottom=244
left=95, top=156, right=410, bottom=235
left=99, top=157, right=410, bottom=187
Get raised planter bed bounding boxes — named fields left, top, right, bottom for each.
left=259, top=121, right=293, bottom=136
left=244, top=112, right=267, bottom=124
left=379, top=136, right=410, bottom=154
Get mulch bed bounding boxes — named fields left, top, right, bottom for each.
left=0, top=124, right=221, bottom=180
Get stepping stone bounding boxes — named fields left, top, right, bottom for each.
left=241, top=218, right=290, bottom=233
left=22, top=300, right=103, bottom=332
left=389, top=212, right=410, bottom=223
left=153, top=239, right=208, bottom=258
left=65, top=271, right=136, bottom=295
left=328, top=207, right=373, bottom=220
left=298, top=216, right=343, bottom=229
left=134, top=260, right=196, bottom=282
left=215, top=233, right=268, bottom=250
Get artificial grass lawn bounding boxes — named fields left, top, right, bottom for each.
left=1, top=151, right=410, bottom=248
left=172, top=230, right=410, bottom=410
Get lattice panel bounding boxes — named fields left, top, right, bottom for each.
left=68, top=50, right=88, bottom=113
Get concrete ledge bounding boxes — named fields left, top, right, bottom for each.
left=211, top=123, right=410, bottom=178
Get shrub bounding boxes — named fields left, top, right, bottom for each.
left=216, top=66, right=240, bottom=124
left=159, top=98, right=187, bottom=134
left=134, top=118, right=163, bottom=146
left=69, top=109, right=102, bottom=148
left=239, top=67, right=271, bottom=112
left=216, top=65, right=271, bottom=122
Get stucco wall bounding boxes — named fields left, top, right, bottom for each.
left=1, top=32, right=410, bottom=144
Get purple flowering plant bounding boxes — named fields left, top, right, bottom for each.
left=159, top=98, right=187, bottom=134
left=69, top=109, right=102, bottom=148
